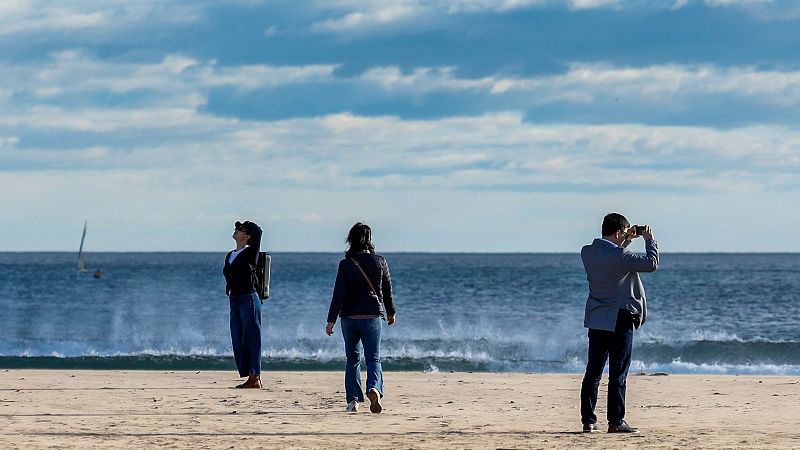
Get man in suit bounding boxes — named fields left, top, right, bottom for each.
left=580, top=213, right=659, bottom=433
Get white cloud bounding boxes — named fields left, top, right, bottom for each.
left=2, top=110, right=798, bottom=251
left=703, top=0, right=773, bottom=6
left=0, top=105, right=215, bottom=133
left=303, top=0, right=797, bottom=36
left=0, top=1, right=203, bottom=36
left=310, top=3, right=420, bottom=32
left=0, top=50, right=339, bottom=109
left=5, top=109, right=797, bottom=192
left=569, top=0, right=620, bottom=10
left=203, top=63, right=338, bottom=90
left=4, top=51, right=800, bottom=144
left=445, top=0, right=546, bottom=13
left=308, top=0, right=554, bottom=33
left=358, top=63, right=800, bottom=108
left=0, top=136, right=20, bottom=148
left=2, top=52, right=799, bottom=196
left=360, top=66, right=494, bottom=92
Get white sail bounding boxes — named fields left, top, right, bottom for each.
left=77, top=221, right=88, bottom=274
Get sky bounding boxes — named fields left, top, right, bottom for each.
left=1, top=0, right=798, bottom=252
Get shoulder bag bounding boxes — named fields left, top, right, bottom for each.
left=349, top=258, right=386, bottom=320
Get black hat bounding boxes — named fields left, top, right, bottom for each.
left=235, top=220, right=262, bottom=237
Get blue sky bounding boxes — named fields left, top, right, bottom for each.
left=1, top=0, right=798, bottom=252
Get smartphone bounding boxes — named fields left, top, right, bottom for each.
left=634, top=225, right=647, bottom=235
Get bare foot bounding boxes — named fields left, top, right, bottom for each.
left=235, top=375, right=262, bottom=389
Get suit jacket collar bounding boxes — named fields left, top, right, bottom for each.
left=594, top=237, right=619, bottom=248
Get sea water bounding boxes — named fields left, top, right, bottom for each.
left=1, top=252, right=798, bottom=374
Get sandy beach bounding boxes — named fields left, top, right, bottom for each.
left=0, top=370, right=798, bottom=449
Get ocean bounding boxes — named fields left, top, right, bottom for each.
left=1, top=252, right=798, bottom=374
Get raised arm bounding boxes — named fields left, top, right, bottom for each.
left=622, top=239, right=659, bottom=273
left=247, top=223, right=262, bottom=266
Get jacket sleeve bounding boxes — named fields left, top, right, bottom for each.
left=621, top=239, right=659, bottom=273
left=327, top=260, right=348, bottom=324
left=223, top=251, right=232, bottom=295
left=381, top=257, right=396, bottom=316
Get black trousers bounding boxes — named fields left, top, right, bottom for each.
left=580, top=310, right=634, bottom=426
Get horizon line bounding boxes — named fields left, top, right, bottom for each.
left=2, top=250, right=799, bottom=255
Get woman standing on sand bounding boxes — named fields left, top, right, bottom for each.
left=326, top=223, right=397, bottom=413
left=223, top=220, right=264, bottom=389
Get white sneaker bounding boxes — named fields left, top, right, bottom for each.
left=346, top=400, right=359, bottom=413
left=367, top=388, right=382, bottom=414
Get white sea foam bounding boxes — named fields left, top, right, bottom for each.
left=4, top=344, right=800, bottom=375
left=630, top=359, right=800, bottom=376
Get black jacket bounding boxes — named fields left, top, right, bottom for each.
left=327, top=253, right=395, bottom=324
left=222, top=230, right=262, bottom=296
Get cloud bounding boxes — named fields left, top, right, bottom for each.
left=306, top=0, right=623, bottom=34
left=569, top=0, right=620, bottom=10
left=357, top=63, right=800, bottom=113
left=4, top=50, right=800, bottom=138
left=304, top=0, right=787, bottom=36
left=359, top=66, right=494, bottom=92
left=309, top=2, right=422, bottom=33
left=444, top=0, right=547, bottom=13
left=304, top=63, right=800, bottom=127
left=3, top=104, right=799, bottom=252
left=495, top=63, right=800, bottom=101
left=703, top=0, right=773, bottom=6
left=0, top=136, right=20, bottom=148
left=0, top=0, right=203, bottom=36
left=4, top=45, right=800, bottom=136
left=4, top=107, right=798, bottom=195
left=10, top=51, right=338, bottom=95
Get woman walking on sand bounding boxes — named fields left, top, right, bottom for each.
left=223, top=220, right=264, bottom=389
left=326, top=223, right=396, bottom=413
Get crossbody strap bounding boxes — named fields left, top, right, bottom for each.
left=349, top=258, right=382, bottom=303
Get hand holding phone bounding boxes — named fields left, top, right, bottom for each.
left=635, top=225, right=654, bottom=240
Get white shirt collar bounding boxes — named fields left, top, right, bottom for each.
left=228, top=247, right=247, bottom=263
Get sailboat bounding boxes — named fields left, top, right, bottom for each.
left=77, top=221, right=89, bottom=276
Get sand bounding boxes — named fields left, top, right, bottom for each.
left=1, top=370, right=798, bottom=449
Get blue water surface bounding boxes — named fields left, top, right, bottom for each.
left=0, top=252, right=798, bottom=374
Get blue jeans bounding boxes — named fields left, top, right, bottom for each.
left=229, top=292, right=262, bottom=377
left=581, top=309, right=634, bottom=426
left=340, top=317, right=383, bottom=403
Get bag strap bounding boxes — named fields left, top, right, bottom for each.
left=349, top=258, right=382, bottom=303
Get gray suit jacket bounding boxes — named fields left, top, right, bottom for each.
left=581, top=238, right=659, bottom=331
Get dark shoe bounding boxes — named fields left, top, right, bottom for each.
left=367, top=388, right=382, bottom=413
left=583, top=423, right=599, bottom=433
left=608, top=420, right=639, bottom=433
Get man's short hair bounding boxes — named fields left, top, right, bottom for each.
left=602, top=213, right=630, bottom=236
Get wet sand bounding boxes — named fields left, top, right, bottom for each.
left=1, top=370, right=798, bottom=449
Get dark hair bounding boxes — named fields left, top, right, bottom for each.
left=345, top=222, right=375, bottom=258
left=601, top=213, right=630, bottom=237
